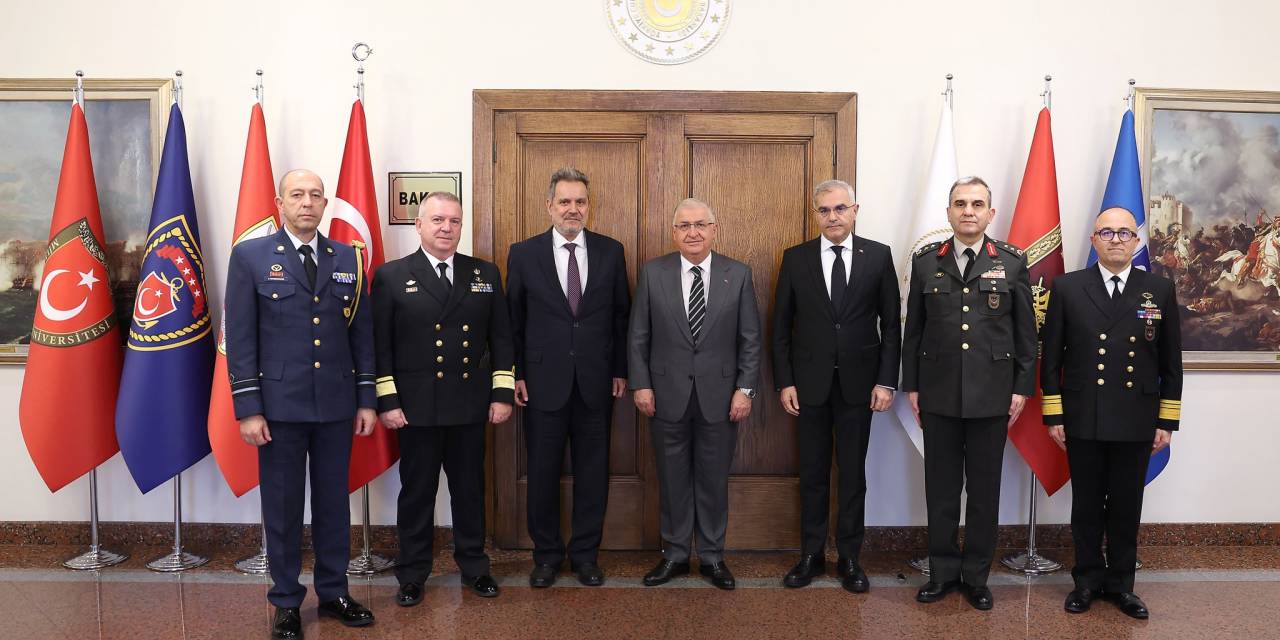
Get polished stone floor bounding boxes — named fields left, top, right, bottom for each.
left=2, top=544, right=1277, bottom=639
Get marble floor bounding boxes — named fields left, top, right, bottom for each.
left=1, top=544, right=1277, bottom=639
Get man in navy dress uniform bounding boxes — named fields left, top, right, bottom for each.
left=225, top=169, right=378, bottom=639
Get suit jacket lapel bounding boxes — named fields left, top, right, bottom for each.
left=314, top=234, right=336, bottom=295
left=411, top=249, right=449, bottom=305
left=580, top=229, right=605, bottom=303
left=839, top=236, right=869, bottom=316
left=964, top=239, right=997, bottom=284
left=1103, top=267, right=1146, bottom=330
left=805, top=239, right=835, bottom=319
left=441, top=254, right=471, bottom=317
left=937, top=238, right=963, bottom=284
left=658, top=253, right=695, bottom=346
left=273, top=229, right=313, bottom=293
left=699, top=253, right=733, bottom=339
left=536, top=230, right=574, bottom=316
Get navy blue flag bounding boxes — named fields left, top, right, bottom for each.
left=1086, top=108, right=1170, bottom=485
left=116, top=104, right=215, bottom=493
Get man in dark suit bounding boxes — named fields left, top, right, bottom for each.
left=629, top=198, right=761, bottom=591
left=773, top=179, right=900, bottom=593
left=507, top=168, right=630, bottom=587
left=225, top=169, right=377, bottom=639
left=1041, top=207, right=1182, bottom=620
left=901, top=176, right=1037, bottom=610
left=371, top=191, right=514, bottom=605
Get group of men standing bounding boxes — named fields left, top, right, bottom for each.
left=224, top=167, right=1181, bottom=640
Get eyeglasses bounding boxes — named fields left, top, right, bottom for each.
left=815, top=204, right=855, bottom=217
left=1095, top=228, right=1138, bottom=242
left=673, top=221, right=715, bottom=232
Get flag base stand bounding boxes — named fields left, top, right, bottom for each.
left=346, top=485, right=394, bottom=575
left=64, top=469, right=129, bottom=570
left=64, top=547, right=128, bottom=571
left=145, top=473, right=207, bottom=572
left=235, top=517, right=270, bottom=575
left=908, top=556, right=930, bottom=576
left=1000, top=550, right=1062, bottom=575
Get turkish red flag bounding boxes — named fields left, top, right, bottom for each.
left=328, top=99, right=398, bottom=492
left=208, top=103, right=279, bottom=497
left=1007, top=107, right=1071, bottom=496
left=19, top=104, right=122, bottom=492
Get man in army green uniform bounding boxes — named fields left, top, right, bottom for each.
left=901, top=176, right=1037, bottom=611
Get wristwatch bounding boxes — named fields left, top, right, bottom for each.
left=737, top=388, right=756, bottom=399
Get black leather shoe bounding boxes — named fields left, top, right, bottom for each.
left=396, top=583, right=423, bottom=608
left=529, top=563, right=559, bottom=588
left=643, top=559, right=690, bottom=586
left=966, top=585, right=994, bottom=610
left=1109, top=592, right=1149, bottom=619
left=573, top=562, right=605, bottom=586
left=699, top=561, right=736, bottom=590
left=271, top=606, right=302, bottom=639
left=916, top=580, right=961, bottom=603
left=837, top=557, right=870, bottom=593
left=317, top=596, right=374, bottom=627
left=783, top=554, right=825, bottom=588
left=461, top=574, right=500, bottom=598
left=1064, top=588, right=1096, bottom=613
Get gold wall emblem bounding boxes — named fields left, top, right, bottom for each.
left=606, top=0, right=730, bottom=65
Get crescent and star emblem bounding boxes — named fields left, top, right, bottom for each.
left=38, top=268, right=98, bottom=322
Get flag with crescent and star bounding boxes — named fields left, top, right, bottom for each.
left=19, top=102, right=123, bottom=492
left=115, top=103, right=215, bottom=493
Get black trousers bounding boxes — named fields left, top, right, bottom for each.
left=1066, top=437, right=1150, bottom=593
left=797, top=375, right=873, bottom=559
left=921, top=412, right=1007, bottom=586
left=650, top=385, right=737, bottom=564
left=259, top=420, right=352, bottom=608
left=395, top=423, right=488, bottom=585
left=524, top=381, right=612, bottom=566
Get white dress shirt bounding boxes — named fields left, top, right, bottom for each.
left=1098, top=262, right=1133, bottom=296
left=820, top=234, right=853, bottom=297
left=551, top=228, right=588, bottom=295
left=283, top=226, right=319, bottom=265
left=422, top=249, right=455, bottom=285
left=679, top=253, right=712, bottom=316
left=953, top=237, right=985, bottom=275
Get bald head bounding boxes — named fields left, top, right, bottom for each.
left=279, top=169, right=324, bottom=197
left=275, top=169, right=327, bottom=241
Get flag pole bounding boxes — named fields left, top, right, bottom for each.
left=61, top=71, right=128, bottom=572
left=342, top=42, right=394, bottom=576
left=231, top=68, right=272, bottom=576
left=142, top=71, right=207, bottom=573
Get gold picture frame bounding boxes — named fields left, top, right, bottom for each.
left=1135, top=87, right=1280, bottom=370
left=0, top=78, right=172, bottom=364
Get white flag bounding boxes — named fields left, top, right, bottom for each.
left=891, top=96, right=958, bottom=456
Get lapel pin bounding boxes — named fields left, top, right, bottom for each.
left=406, top=280, right=416, bottom=286
left=276, top=245, right=285, bottom=251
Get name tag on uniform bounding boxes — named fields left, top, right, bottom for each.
left=470, top=281, right=494, bottom=293
left=332, top=272, right=356, bottom=284
left=405, top=286, right=419, bottom=293
left=267, top=264, right=285, bottom=280
left=980, top=268, right=1006, bottom=279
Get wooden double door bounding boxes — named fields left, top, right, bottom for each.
left=472, top=91, right=858, bottom=550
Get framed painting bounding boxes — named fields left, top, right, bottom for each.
left=0, top=78, right=172, bottom=364
left=1136, top=88, right=1280, bottom=370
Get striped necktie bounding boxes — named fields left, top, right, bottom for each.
left=688, top=265, right=706, bottom=342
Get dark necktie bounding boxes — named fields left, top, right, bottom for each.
left=298, top=244, right=317, bottom=288
left=688, top=265, right=706, bottom=343
left=830, top=245, right=846, bottom=309
left=961, top=247, right=977, bottom=281
left=437, top=262, right=451, bottom=293
left=1110, top=275, right=1122, bottom=300
left=565, top=242, right=582, bottom=316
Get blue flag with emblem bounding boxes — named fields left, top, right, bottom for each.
left=1087, top=107, right=1169, bottom=484
left=115, top=104, right=215, bottom=493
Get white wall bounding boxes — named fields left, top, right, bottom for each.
left=2, top=0, right=1277, bottom=528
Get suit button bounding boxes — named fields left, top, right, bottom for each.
left=962, top=305, right=970, bottom=312
left=313, top=296, right=320, bottom=303
left=462, top=324, right=470, bottom=332
left=1129, top=351, right=1136, bottom=358
left=1126, top=381, right=1134, bottom=388
left=462, top=341, right=470, bottom=348
left=436, top=356, right=444, bottom=363
left=463, top=357, right=470, bottom=364
left=961, top=323, right=969, bottom=331
left=271, top=293, right=279, bottom=299
left=1097, top=378, right=1105, bottom=385
left=1098, top=348, right=1106, bottom=355
left=963, top=287, right=970, bottom=294
left=435, top=339, right=443, bottom=347
left=1129, top=336, right=1137, bottom=343
left=312, top=317, right=320, bottom=325
left=835, top=323, right=842, bottom=330
left=314, top=362, right=321, bottom=369
left=569, top=350, right=575, bottom=356
left=1127, top=365, right=1134, bottom=373
left=313, top=339, right=321, bottom=347
left=962, top=343, right=970, bottom=350
left=435, top=324, right=442, bottom=331
left=1097, top=364, right=1105, bottom=371
left=1099, top=333, right=1107, bottom=340
left=436, top=372, right=444, bottom=379
left=462, top=372, right=470, bottom=379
